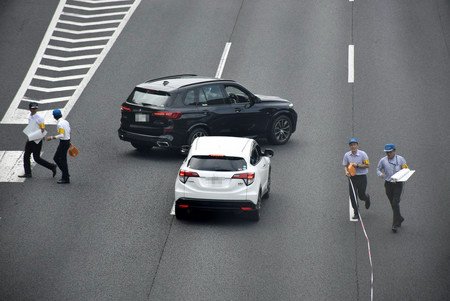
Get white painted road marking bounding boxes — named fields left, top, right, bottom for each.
left=349, top=197, right=358, bottom=221
left=215, top=42, right=232, bottom=79
left=170, top=202, right=176, bottom=216
left=0, top=151, right=37, bottom=182
left=348, top=45, right=354, bottom=83
left=2, top=0, right=142, bottom=125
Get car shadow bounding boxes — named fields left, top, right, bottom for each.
left=175, top=211, right=260, bottom=227
left=123, top=147, right=185, bottom=162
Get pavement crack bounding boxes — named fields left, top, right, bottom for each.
left=228, top=0, right=245, bottom=42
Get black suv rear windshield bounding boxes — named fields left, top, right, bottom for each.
left=188, top=156, right=247, bottom=171
left=128, top=88, right=170, bottom=107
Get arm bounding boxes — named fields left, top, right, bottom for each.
left=377, top=159, right=384, bottom=178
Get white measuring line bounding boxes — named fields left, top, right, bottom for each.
left=215, top=42, right=232, bottom=78
left=348, top=45, right=354, bottom=83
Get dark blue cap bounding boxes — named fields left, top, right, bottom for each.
left=349, top=137, right=358, bottom=144
left=52, top=109, right=62, bottom=119
left=384, top=144, right=396, bottom=152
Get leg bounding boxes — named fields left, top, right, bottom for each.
left=23, top=141, right=33, bottom=175
left=54, top=140, right=70, bottom=181
left=348, top=178, right=359, bottom=216
left=391, top=183, right=404, bottom=226
left=31, top=141, right=55, bottom=171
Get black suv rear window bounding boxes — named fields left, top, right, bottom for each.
left=188, top=156, right=247, bottom=171
left=128, top=88, right=170, bottom=107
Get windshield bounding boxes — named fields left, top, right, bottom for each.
left=188, top=156, right=247, bottom=171
left=128, top=88, right=170, bottom=107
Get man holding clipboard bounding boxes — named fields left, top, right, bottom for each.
left=19, top=102, right=57, bottom=178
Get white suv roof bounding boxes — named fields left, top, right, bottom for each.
left=190, top=136, right=254, bottom=158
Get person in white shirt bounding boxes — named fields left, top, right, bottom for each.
left=46, top=109, right=71, bottom=184
left=19, top=102, right=57, bottom=178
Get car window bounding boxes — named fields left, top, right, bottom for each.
left=128, top=88, right=170, bottom=107
left=201, top=84, right=225, bottom=106
left=188, top=156, right=247, bottom=171
left=224, top=85, right=250, bottom=104
left=250, top=146, right=261, bottom=165
left=183, top=89, right=196, bottom=106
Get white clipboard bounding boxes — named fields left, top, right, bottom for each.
left=390, top=168, right=415, bottom=182
left=23, top=123, right=47, bottom=143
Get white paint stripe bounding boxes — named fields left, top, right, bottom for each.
left=43, top=54, right=99, bottom=61
left=74, top=0, right=135, bottom=3
left=55, top=27, right=116, bottom=34
left=348, top=45, right=354, bottom=83
left=349, top=0, right=354, bottom=2
left=22, top=96, right=71, bottom=104
left=61, top=11, right=126, bottom=18
left=28, top=85, right=78, bottom=92
left=349, top=197, right=358, bottom=221
left=38, top=64, right=92, bottom=71
left=34, top=75, right=85, bottom=82
left=47, top=44, right=105, bottom=51
left=0, top=151, right=37, bottom=182
left=170, top=201, right=176, bottom=215
left=215, top=42, right=231, bottom=79
left=65, top=4, right=132, bottom=10
left=1, top=0, right=68, bottom=124
left=50, top=36, right=110, bottom=43
left=58, top=19, right=121, bottom=26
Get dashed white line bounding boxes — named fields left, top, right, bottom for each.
left=215, top=42, right=231, bottom=79
left=28, top=85, right=78, bottom=92
left=50, top=36, right=110, bottom=43
left=38, top=64, right=92, bottom=71
left=348, top=44, right=354, bottom=83
left=61, top=11, right=127, bottom=18
left=54, top=27, right=116, bottom=35
left=42, top=54, right=99, bottom=61
left=47, top=44, right=105, bottom=51
left=65, top=4, right=132, bottom=10
left=58, top=20, right=121, bottom=26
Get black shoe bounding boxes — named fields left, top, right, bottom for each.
left=352, top=213, right=359, bottom=220
left=365, top=195, right=371, bottom=209
left=51, top=165, right=57, bottom=178
left=18, top=174, right=32, bottom=178
left=392, top=225, right=398, bottom=233
left=398, top=217, right=405, bottom=227
left=57, top=179, right=70, bottom=184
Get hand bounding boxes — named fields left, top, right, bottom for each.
left=345, top=171, right=351, bottom=177
left=352, top=162, right=358, bottom=167
left=45, top=136, right=52, bottom=141
left=379, top=173, right=385, bottom=178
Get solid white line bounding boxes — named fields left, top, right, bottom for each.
left=38, top=64, right=92, bottom=71
left=22, top=96, right=71, bottom=104
left=55, top=27, right=116, bottom=34
left=170, top=201, right=175, bottom=215
left=47, top=44, right=105, bottom=51
left=348, top=45, right=354, bottom=83
left=65, top=4, right=132, bottom=11
left=43, top=54, right=98, bottom=61
left=61, top=11, right=126, bottom=18
left=50, top=36, right=110, bottom=43
left=215, top=42, right=231, bottom=79
left=1, top=0, right=68, bottom=124
left=28, top=85, right=78, bottom=92
left=58, top=19, right=121, bottom=26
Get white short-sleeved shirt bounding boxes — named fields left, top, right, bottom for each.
left=342, top=150, right=370, bottom=175
left=55, top=119, right=71, bottom=140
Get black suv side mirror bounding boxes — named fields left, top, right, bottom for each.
left=262, top=149, right=274, bottom=157
left=181, top=145, right=190, bottom=155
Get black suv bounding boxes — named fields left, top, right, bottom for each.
left=118, top=74, right=297, bottom=151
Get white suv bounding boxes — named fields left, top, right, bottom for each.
left=174, top=136, right=273, bottom=221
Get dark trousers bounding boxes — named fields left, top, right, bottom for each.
left=384, top=181, right=403, bottom=226
left=54, top=139, right=71, bottom=180
left=348, top=175, right=369, bottom=213
left=24, top=140, right=54, bottom=174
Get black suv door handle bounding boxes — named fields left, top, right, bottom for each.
left=235, top=108, right=241, bottom=113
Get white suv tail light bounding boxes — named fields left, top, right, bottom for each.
left=179, top=170, right=199, bottom=183
left=231, top=172, right=255, bottom=186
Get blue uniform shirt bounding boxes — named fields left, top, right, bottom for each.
left=377, top=155, right=408, bottom=181
left=342, top=150, right=369, bottom=175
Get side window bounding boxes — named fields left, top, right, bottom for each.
left=201, top=84, right=225, bottom=106
left=224, top=85, right=250, bottom=104
left=198, top=88, right=207, bottom=106
left=183, top=89, right=196, bottom=106
left=250, top=146, right=261, bottom=166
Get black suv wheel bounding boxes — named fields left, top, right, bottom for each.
left=188, top=127, right=208, bottom=145
left=268, top=115, right=292, bottom=145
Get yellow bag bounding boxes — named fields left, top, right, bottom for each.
left=68, top=144, right=79, bottom=157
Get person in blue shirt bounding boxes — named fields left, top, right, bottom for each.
left=377, top=144, right=409, bottom=233
left=343, top=138, right=371, bottom=219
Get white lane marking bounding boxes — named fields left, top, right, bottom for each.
left=75, top=0, right=134, bottom=3
left=349, top=0, right=354, bottom=2
left=22, top=96, right=71, bottom=104
left=215, top=42, right=232, bottom=78
left=2, top=0, right=142, bottom=125
left=65, top=4, right=132, bottom=10
left=0, top=151, right=37, bottom=183
left=42, top=54, right=98, bottom=61
left=28, top=85, right=78, bottom=92
left=348, top=45, right=354, bottom=83
left=54, top=27, right=116, bottom=35
left=61, top=11, right=127, bottom=18
left=34, top=75, right=85, bottom=82
left=170, top=201, right=176, bottom=215
left=349, top=197, right=358, bottom=221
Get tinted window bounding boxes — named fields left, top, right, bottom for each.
left=183, top=89, right=196, bottom=106
left=128, top=88, right=170, bottom=107
left=188, top=156, right=247, bottom=171
left=224, top=85, right=250, bottom=104
left=200, top=84, right=225, bottom=106
left=250, top=146, right=261, bottom=165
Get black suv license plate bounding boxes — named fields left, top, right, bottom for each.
left=135, top=113, right=148, bottom=122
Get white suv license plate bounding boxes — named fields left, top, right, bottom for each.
left=135, top=113, right=148, bottom=122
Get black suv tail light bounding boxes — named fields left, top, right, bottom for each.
left=153, top=111, right=182, bottom=119
left=121, top=105, right=132, bottom=112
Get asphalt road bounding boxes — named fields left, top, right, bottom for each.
left=1, top=1, right=449, bottom=300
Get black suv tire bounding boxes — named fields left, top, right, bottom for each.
left=188, top=127, right=208, bottom=145
left=268, top=115, right=292, bottom=145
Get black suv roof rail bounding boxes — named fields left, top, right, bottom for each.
left=145, top=74, right=198, bottom=83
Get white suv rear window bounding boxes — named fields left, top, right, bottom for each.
left=188, top=156, right=247, bottom=171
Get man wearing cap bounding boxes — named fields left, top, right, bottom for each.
left=377, top=144, right=408, bottom=233
left=343, top=138, right=371, bottom=219
left=45, top=109, right=71, bottom=184
left=18, top=102, right=57, bottom=178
